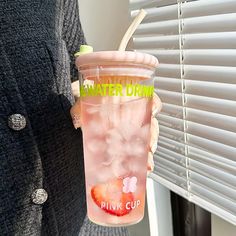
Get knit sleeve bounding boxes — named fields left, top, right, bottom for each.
left=62, top=0, right=86, bottom=82
left=79, top=216, right=130, bottom=236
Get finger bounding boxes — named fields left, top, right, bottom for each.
left=71, top=80, right=80, bottom=100
left=147, top=152, right=154, bottom=174
left=70, top=100, right=81, bottom=129
left=150, top=118, right=159, bottom=154
left=152, top=93, right=162, bottom=117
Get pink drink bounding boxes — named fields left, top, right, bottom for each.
left=76, top=51, right=158, bottom=226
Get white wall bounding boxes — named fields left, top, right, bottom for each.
left=79, top=0, right=130, bottom=51
left=212, top=215, right=236, bottom=236
left=147, top=179, right=173, bottom=236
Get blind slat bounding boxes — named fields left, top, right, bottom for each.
left=155, top=155, right=187, bottom=177
left=134, top=33, right=236, bottom=50
left=186, top=94, right=236, bottom=117
left=155, top=76, right=182, bottom=92
left=160, top=125, right=185, bottom=142
left=187, top=121, right=236, bottom=148
left=184, top=32, right=236, bottom=49
left=157, top=146, right=186, bottom=165
left=184, top=65, right=236, bottom=84
left=155, top=152, right=185, bottom=168
left=139, top=49, right=180, bottom=64
left=157, top=89, right=182, bottom=106
left=185, top=80, right=236, bottom=101
left=161, top=103, right=183, bottom=119
left=187, top=134, right=236, bottom=162
left=154, top=164, right=187, bottom=188
left=190, top=171, right=236, bottom=202
left=186, top=108, right=236, bottom=133
left=182, top=13, right=236, bottom=34
left=130, top=0, right=177, bottom=10
left=189, top=159, right=236, bottom=189
left=183, top=49, right=236, bottom=67
left=132, top=4, right=178, bottom=22
left=136, top=19, right=179, bottom=35
left=158, top=136, right=185, bottom=155
left=182, top=0, right=236, bottom=18
left=133, top=35, right=179, bottom=50
left=157, top=64, right=181, bottom=78
left=189, top=147, right=236, bottom=175
left=158, top=113, right=184, bottom=131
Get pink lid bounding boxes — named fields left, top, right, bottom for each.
left=76, top=51, right=158, bottom=69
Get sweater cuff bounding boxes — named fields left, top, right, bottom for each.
left=79, top=216, right=130, bottom=236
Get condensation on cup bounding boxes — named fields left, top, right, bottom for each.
left=76, top=51, right=158, bottom=227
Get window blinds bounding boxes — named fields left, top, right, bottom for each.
left=130, top=0, right=236, bottom=225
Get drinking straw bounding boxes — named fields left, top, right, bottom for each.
left=113, top=9, right=147, bottom=124
left=118, top=9, right=147, bottom=51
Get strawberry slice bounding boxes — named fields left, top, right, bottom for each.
left=91, top=178, right=134, bottom=216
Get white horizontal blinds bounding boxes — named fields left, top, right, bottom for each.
left=133, top=0, right=187, bottom=194
left=130, top=0, right=236, bottom=225
left=181, top=3, right=236, bottom=221
left=181, top=0, right=236, bottom=225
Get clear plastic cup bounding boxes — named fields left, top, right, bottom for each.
left=76, top=51, right=158, bottom=227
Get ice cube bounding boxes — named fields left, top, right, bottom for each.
left=119, top=121, right=138, bottom=141
left=111, top=158, right=130, bottom=178
left=96, top=166, right=112, bottom=183
left=101, top=153, right=116, bottom=166
left=107, top=140, right=125, bottom=157
left=86, top=138, right=107, bottom=154
left=125, top=137, right=147, bottom=157
left=96, top=98, right=121, bottom=128
left=101, top=158, right=114, bottom=166
left=128, top=156, right=146, bottom=174
left=84, top=120, right=108, bottom=138
left=105, top=128, right=123, bottom=144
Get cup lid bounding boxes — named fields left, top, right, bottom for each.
left=76, top=51, right=158, bottom=69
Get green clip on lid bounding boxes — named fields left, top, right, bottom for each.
left=74, top=45, right=93, bottom=57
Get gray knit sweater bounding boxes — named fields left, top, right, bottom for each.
left=0, top=0, right=129, bottom=235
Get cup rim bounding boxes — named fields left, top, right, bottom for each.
left=76, top=51, right=159, bottom=69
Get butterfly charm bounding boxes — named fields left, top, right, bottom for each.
left=123, top=176, right=138, bottom=193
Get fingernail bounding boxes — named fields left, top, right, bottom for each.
left=72, top=114, right=81, bottom=129
left=147, top=165, right=152, bottom=171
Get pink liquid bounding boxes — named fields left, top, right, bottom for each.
left=81, top=95, right=152, bottom=226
